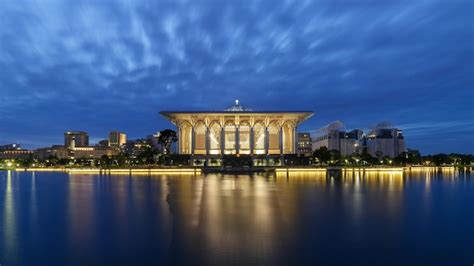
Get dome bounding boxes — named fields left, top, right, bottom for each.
left=225, top=100, right=252, bottom=111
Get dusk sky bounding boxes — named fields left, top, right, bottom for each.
left=0, top=0, right=473, bottom=154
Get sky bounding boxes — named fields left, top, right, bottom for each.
left=0, top=0, right=473, bottom=154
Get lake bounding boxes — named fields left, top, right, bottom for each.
left=0, top=169, right=473, bottom=266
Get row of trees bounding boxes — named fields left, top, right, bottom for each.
left=311, top=146, right=474, bottom=166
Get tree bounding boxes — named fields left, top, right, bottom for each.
left=111, top=153, right=127, bottom=167
left=137, top=147, right=157, bottom=165
left=329, top=149, right=341, bottom=164
left=157, top=129, right=178, bottom=155
left=313, top=146, right=331, bottom=164
left=360, top=152, right=377, bottom=165
left=100, top=155, right=112, bottom=168
left=375, top=150, right=384, bottom=160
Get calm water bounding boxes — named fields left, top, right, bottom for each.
left=0, top=169, right=473, bottom=266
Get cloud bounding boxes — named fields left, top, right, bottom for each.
left=0, top=0, right=472, bottom=154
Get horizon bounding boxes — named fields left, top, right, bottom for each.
left=0, top=0, right=473, bottom=154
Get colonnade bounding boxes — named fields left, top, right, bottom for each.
left=176, top=120, right=298, bottom=156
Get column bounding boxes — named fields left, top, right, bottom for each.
left=264, top=127, right=269, bottom=155
left=250, top=126, right=255, bottom=155
left=205, top=126, right=210, bottom=155
left=235, top=126, right=240, bottom=154
left=279, top=126, right=283, bottom=154
left=177, top=126, right=181, bottom=154
left=293, top=126, right=298, bottom=154
left=220, top=127, right=225, bottom=155
left=191, top=127, right=195, bottom=155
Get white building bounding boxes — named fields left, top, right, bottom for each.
left=365, top=128, right=405, bottom=158
left=160, top=101, right=313, bottom=158
left=312, top=129, right=363, bottom=156
left=311, top=121, right=406, bottom=158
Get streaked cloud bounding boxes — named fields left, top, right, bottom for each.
left=0, top=0, right=472, bottom=153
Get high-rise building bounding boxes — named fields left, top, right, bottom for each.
left=64, top=131, right=89, bottom=149
left=109, top=131, right=127, bottom=148
left=297, top=133, right=312, bottom=156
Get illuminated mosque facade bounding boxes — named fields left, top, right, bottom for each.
left=160, top=101, right=313, bottom=159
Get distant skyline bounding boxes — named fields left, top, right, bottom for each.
left=0, top=0, right=473, bottom=154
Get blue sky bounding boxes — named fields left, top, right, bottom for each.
left=0, top=0, right=473, bottom=154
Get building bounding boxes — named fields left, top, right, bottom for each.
left=311, top=121, right=363, bottom=156
left=109, top=131, right=127, bottom=148
left=160, top=101, right=313, bottom=162
left=297, top=133, right=312, bottom=156
left=0, top=143, right=33, bottom=160
left=311, top=121, right=406, bottom=159
left=97, top=140, right=109, bottom=147
left=72, top=146, right=119, bottom=159
left=64, top=131, right=89, bottom=148
left=313, top=129, right=363, bottom=156
left=34, top=145, right=70, bottom=160
left=35, top=145, right=119, bottom=160
left=123, top=139, right=152, bottom=159
left=365, top=127, right=405, bottom=158
left=0, top=143, right=21, bottom=151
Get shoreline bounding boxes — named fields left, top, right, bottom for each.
left=6, top=165, right=469, bottom=174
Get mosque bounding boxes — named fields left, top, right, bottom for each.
left=160, top=100, right=313, bottom=162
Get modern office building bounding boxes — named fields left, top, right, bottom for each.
left=365, top=127, right=405, bottom=158
left=109, top=131, right=127, bottom=148
left=297, top=133, right=312, bottom=156
left=312, top=129, right=363, bottom=156
left=64, top=131, right=89, bottom=148
left=160, top=101, right=313, bottom=160
left=123, top=139, right=152, bottom=159
left=312, top=121, right=406, bottom=158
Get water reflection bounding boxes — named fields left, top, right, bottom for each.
left=2, top=171, right=17, bottom=263
left=0, top=169, right=472, bottom=266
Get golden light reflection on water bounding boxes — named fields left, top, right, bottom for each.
left=67, top=174, right=97, bottom=259
left=165, top=174, right=292, bottom=265
left=3, top=171, right=17, bottom=261
left=1, top=168, right=471, bottom=265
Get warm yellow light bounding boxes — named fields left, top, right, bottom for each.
left=7, top=162, right=12, bottom=167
